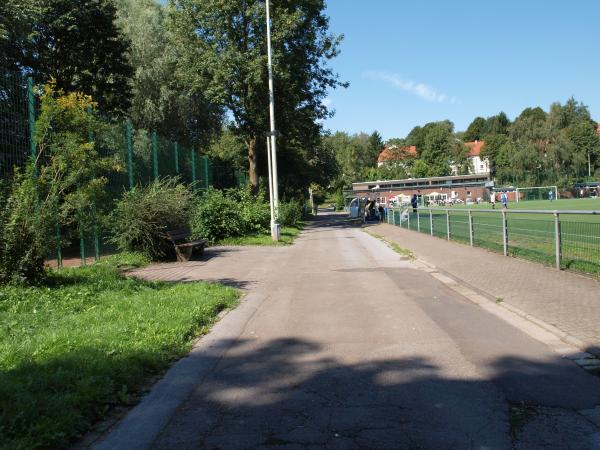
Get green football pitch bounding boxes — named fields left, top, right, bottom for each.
left=390, top=198, right=600, bottom=276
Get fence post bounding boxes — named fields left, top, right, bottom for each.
left=407, top=210, right=410, bottom=229
left=126, top=121, right=134, bottom=189
left=554, top=212, right=561, bottom=269
left=429, top=209, right=433, bottom=236
left=93, top=205, right=100, bottom=261
left=55, top=196, right=62, bottom=268
left=468, top=210, right=474, bottom=247
left=417, top=209, right=420, bottom=232
left=152, top=131, right=159, bottom=180
left=204, top=155, right=210, bottom=189
left=191, top=149, right=197, bottom=188
left=446, top=210, right=450, bottom=241
left=79, top=219, right=86, bottom=266
left=174, top=141, right=180, bottom=175
left=27, top=77, right=36, bottom=165
left=502, top=210, right=508, bottom=256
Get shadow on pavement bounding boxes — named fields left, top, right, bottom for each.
left=149, top=337, right=600, bottom=450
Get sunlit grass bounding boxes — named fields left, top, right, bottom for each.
left=0, top=253, right=239, bottom=449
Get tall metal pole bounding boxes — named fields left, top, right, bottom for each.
left=266, top=0, right=280, bottom=241
left=267, top=137, right=275, bottom=228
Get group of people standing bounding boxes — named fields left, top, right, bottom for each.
left=489, top=191, right=508, bottom=209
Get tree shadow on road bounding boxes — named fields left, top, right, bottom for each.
left=150, top=337, right=600, bottom=450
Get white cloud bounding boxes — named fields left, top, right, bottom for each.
left=322, top=97, right=333, bottom=108
left=367, top=71, right=455, bottom=104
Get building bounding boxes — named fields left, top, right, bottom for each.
left=464, top=140, right=489, bottom=175
left=349, top=173, right=491, bottom=205
left=377, top=145, right=417, bottom=167
left=596, top=123, right=600, bottom=136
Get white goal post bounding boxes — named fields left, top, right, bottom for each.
left=515, top=186, right=558, bottom=202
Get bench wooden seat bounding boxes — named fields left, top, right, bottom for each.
left=167, top=228, right=207, bottom=262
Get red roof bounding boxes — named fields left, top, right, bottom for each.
left=465, top=140, right=484, bottom=157
left=377, top=145, right=417, bottom=163
left=596, top=123, right=600, bottom=136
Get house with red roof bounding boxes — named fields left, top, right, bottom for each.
left=464, top=140, right=489, bottom=175
left=377, top=145, right=417, bottom=167
left=596, top=123, right=600, bottom=136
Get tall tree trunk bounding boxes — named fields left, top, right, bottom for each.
left=247, top=136, right=258, bottom=194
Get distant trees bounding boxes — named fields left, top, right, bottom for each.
left=330, top=98, right=600, bottom=190
left=480, top=98, right=600, bottom=186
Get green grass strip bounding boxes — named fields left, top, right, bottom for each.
left=0, top=253, right=239, bottom=449
left=217, top=225, right=303, bottom=246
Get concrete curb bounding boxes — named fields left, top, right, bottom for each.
left=91, top=290, right=271, bottom=450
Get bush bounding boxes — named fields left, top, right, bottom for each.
left=335, top=190, right=346, bottom=211
left=109, top=178, right=194, bottom=260
left=191, top=188, right=270, bottom=242
left=0, top=169, right=54, bottom=284
left=278, top=199, right=303, bottom=227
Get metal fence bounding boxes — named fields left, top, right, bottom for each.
left=387, top=207, right=600, bottom=276
left=1, top=71, right=247, bottom=266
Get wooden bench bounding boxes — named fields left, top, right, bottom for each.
left=167, top=228, right=207, bottom=262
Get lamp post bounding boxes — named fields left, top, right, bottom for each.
left=266, top=0, right=280, bottom=241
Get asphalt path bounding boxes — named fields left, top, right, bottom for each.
left=98, top=214, right=600, bottom=450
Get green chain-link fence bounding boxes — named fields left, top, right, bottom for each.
left=387, top=207, right=600, bottom=277
left=1, top=72, right=247, bottom=266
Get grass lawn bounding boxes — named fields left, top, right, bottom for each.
left=218, top=224, right=303, bottom=246
left=0, top=253, right=239, bottom=450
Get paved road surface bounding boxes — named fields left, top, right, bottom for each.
left=99, top=215, right=600, bottom=450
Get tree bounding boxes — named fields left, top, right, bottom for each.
left=170, top=0, right=345, bottom=193
left=420, top=122, right=453, bottom=176
left=485, top=112, right=510, bottom=136
left=510, top=107, right=547, bottom=142
left=26, top=0, right=133, bottom=115
left=480, top=134, right=509, bottom=178
left=114, top=0, right=222, bottom=145
left=367, top=131, right=384, bottom=165
left=463, top=117, right=486, bottom=141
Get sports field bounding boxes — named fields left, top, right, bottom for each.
left=390, top=198, right=600, bottom=276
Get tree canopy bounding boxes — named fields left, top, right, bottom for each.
left=169, top=0, right=345, bottom=193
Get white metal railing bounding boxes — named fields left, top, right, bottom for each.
left=386, top=207, right=600, bottom=270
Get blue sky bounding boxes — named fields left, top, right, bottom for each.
left=322, top=0, right=600, bottom=139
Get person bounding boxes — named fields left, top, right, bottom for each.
left=549, top=190, right=554, bottom=202
left=378, top=204, right=384, bottom=222
left=411, top=194, right=418, bottom=213
left=490, top=191, right=496, bottom=209
left=501, top=192, right=508, bottom=209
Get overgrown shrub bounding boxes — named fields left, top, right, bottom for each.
left=109, top=178, right=194, bottom=260
left=335, top=190, right=346, bottom=211
left=278, top=199, right=303, bottom=227
left=191, top=188, right=270, bottom=242
left=0, top=169, right=54, bottom=284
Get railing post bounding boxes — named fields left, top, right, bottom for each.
left=446, top=209, right=450, bottom=241
left=468, top=210, right=474, bottom=247
left=407, top=210, right=410, bottom=229
left=554, top=212, right=561, bottom=269
left=417, top=209, right=420, bottom=232
left=429, top=209, right=433, bottom=236
left=502, top=210, right=508, bottom=256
